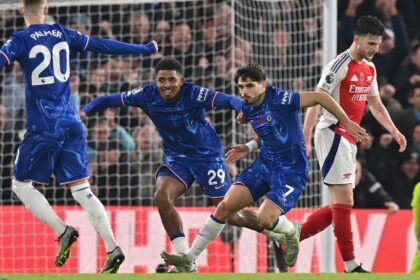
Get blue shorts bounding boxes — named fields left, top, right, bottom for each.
left=13, top=122, right=89, bottom=184
left=155, top=155, right=231, bottom=198
left=234, top=157, right=308, bottom=214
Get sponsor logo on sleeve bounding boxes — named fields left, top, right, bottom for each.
left=127, top=87, right=143, bottom=96
left=196, top=87, right=209, bottom=102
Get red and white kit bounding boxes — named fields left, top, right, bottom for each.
left=314, top=50, right=379, bottom=185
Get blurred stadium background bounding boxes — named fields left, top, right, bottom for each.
left=0, top=0, right=419, bottom=274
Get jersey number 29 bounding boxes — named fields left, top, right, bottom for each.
left=29, top=42, right=70, bottom=86
left=208, top=169, right=226, bottom=185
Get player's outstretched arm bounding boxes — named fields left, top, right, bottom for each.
left=86, top=37, right=158, bottom=55
left=301, top=90, right=368, bottom=142
left=302, top=104, right=320, bottom=157
left=81, top=93, right=124, bottom=117
left=203, top=90, right=243, bottom=112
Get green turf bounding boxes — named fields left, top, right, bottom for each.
left=1, top=274, right=419, bottom=280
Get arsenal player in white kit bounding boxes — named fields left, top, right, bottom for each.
left=302, top=15, right=406, bottom=273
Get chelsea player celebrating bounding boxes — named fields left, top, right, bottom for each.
left=81, top=58, right=283, bottom=272
left=161, top=63, right=367, bottom=271
left=0, top=0, right=157, bottom=273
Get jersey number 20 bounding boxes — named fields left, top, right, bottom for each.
left=29, top=42, right=70, bottom=86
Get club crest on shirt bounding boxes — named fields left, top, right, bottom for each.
left=281, top=91, right=291, bottom=105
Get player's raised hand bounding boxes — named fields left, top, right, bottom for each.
left=391, top=129, right=407, bottom=152
left=79, top=111, right=87, bottom=122
left=342, top=120, right=368, bottom=142
left=226, top=144, right=250, bottom=164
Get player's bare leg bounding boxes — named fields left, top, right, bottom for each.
left=155, top=176, right=186, bottom=238
left=161, top=185, right=253, bottom=266
left=211, top=194, right=263, bottom=232
left=161, top=184, right=252, bottom=268
left=155, top=176, right=192, bottom=272
left=258, top=200, right=300, bottom=267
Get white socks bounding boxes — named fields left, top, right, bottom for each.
left=188, top=215, right=225, bottom=262
left=345, top=260, right=359, bottom=272
left=271, top=215, right=295, bottom=236
left=70, top=183, right=116, bottom=252
left=12, top=180, right=67, bottom=236
left=171, top=234, right=189, bottom=255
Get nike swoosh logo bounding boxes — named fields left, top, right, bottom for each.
left=215, top=185, right=224, bottom=190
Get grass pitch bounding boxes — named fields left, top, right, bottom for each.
left=1, top=274, right=419, bottom=280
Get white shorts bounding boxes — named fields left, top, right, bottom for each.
left=314, top=127, right=357, bottom=186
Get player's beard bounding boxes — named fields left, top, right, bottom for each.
left=245, top=91, right=264, bottom=105
left=359, top=48, right=375, bottom=61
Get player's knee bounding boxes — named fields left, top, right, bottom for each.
left=334, top=195, right=354, bottom=206
left=154, top=189, right=174, bottom=208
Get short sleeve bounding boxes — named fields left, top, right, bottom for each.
left=317, top=53, right=349, bottom=94
left=277, top=90, right=301, bottom=110
left=368, top=64, right=379, bottom=97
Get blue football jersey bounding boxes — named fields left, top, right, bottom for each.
left=122, top=82, right=242, bottom=159
left=242, top=86, right=309, bottom=174
left=0, top=23, right=89, bottom=132
left=83, top=82, right=243, bottom=159
left=0, top=23, right=156, bottom=132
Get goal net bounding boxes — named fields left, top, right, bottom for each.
left=0, top=0, right=324, bottom=273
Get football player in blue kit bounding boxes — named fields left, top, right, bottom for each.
left=81, top=57, right=286, bottom=272
left=160, top=63, right=367, bottom=271
left=0, top=0, right=157, bottom=273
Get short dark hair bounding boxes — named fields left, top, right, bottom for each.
left=234, top=63, right=266, bottom=84
left=354, top=15, right=384, bottom=37
left=155, top=57, right=183, bottom=76
left=23, top=0, right=46, bottom=6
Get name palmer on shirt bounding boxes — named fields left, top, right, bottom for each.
left=30, top=30, right=62, bottom=40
